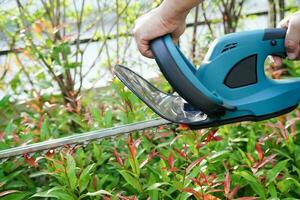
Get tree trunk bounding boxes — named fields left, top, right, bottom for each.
left=268, top=0, right=277, bottom=28
left=279, top=0, right=285, bottom=20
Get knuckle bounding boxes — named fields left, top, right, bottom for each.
left=285, top=40, right=298, bottom=49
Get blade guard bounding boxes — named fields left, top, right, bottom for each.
left=115, top=28, right=300, bottom=128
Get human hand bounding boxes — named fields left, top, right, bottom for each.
left=272, top=11, right=300, bottom=66
left=133, top=5, right=187, bottom=58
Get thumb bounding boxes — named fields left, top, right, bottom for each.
left=285, top=17, right=300, bottom=60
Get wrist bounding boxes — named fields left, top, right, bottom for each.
left=159, top=1, right=190, bottom=22
left=159, top=0, right=201, bottom=20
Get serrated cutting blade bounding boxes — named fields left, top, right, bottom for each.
left=0, top=118, right=170, bottom=159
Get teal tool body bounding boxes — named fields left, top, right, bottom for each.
left=115, top=28, right=300, bottom=129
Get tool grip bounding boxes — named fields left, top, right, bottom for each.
left=263, top=28, right=287, bottom=58
left=150, top=35, right=230, bottom=116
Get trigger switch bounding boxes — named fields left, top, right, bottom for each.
left=270, top=40, right=277, bottom=46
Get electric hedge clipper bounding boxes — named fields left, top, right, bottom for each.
left=115, top=28, right=300, bottom=129
left=0, top=28, right=297, bottom=160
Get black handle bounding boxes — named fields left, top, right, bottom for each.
left=263, top=28, right=286, bottom=41
left=150, top=36, right=228, bottom=117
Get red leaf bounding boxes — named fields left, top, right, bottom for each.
left=24, top=153, right=38, bottom=168
left=229, top=185, right=240, bottom=199
left=251, top=154, right=276, bottom=174
left=256, top=142, right=263, bottom=161
left=202, top=194, right=221, bottom=200
left=177, top=124, right=189, bottom=131
left=199, top=171, right=210, bottom=185
left=37, top=114, right=44, bottom=130
left=173, top=147, right=187, bottom=159
left=45, top=149, right=56, bottom=159
left=236, top=197, right=258, bottom=200
left=93, top=175, right=97, bottom=190
left=205, top=130, right=222, bottom=142
left=157, top=125, right=167, bottom=131
left=13, top=134, right=20, bottom=143
left=114, top=147, right=123, bottom=166
left=278, top=121, right=288, bottom=140
left=0, top=131, right=4, bottom=141
left=183, top=188, right=202, bottom=199
left=196, top=142, right=205, bottom=149
left=206, top=130, right=218, bottom=141
left=154, top=131, right=173, bottom=139
left=127, top=135, right=136, bottom=158
left=168, top=152, right=174, bottom=169
left=224, top=172, right=230, bottom=196
left=191, top=177, right=201, bottom=186
left=186, top=156, right=207, bottom=174
left=213, top=136, right=223, bottom=141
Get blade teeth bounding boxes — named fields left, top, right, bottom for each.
left=0, top=158, right=9, bottom=165
left=0, top=119, right=170, bottom=160
left=28, top=152, right=35, bottom=157
left=42, top=150, right=49, bottom=155
left=15, top=155, right=23, bottom=160
left=82, top=141, right=90, bottom=148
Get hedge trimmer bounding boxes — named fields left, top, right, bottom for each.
left=1, top=28, right=296, bottom=160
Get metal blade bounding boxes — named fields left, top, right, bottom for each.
left=0, top=118, right=170, bottom=159
left=114, top=65, right=208, bottom=124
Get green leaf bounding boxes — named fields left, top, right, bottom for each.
left=0, top=169, right=24, bottom=185
left=84, top=190, right=112, bottom=197
left=207, top=150, right=229, bottom=162
left=146, top=182, right=170, bottom=191
left=104, top=110, right=113, bottom=127
left=65, top=62, right=81, bottom=69
left=41, top=118, right=50, bottom=140
left=4, top=120, right=14, bottom=136
left=45, top=38, right=53, bottom=48
left=235, top=171, right=265, bottom=198
left=277, top=179, right=292, bottom=193
left=66, top=154, right=78, bottom=192
left=237, top=147, right=252, bottom=167
left=128, top=156, right=140, bottom=176
left=148, top=173, right=159, bottom=200
left=30, top=186, right=75, bottom=199
left=119, top=170, right=143, bottom=192
left=268, top=183, right=277, bottom=199
left=1, top=191, right=32, bottom=200
left=0, top=95, right=10, bottom=108
left=79, top=164, right=95, bottom=193
left=266, top=160, right=288, bottom=185
left=10, top=73, right=21, bottom=92
left=146, top=182, right=172, bottom=199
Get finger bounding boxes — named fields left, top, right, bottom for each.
left=277, top=17, right=289, bottom=28
left=285, top=17, right=300, bottom=60
left=135, top=39, right=154, bottom=58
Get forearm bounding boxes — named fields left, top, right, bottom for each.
left=160, top=0, right=202, bottom=19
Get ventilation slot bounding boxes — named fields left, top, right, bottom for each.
left=221, top=43, right=238, bottom=53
